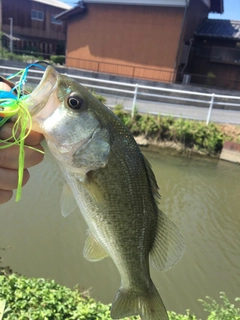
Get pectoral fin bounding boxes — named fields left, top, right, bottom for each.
left=150, top=209, right=185, bottom=271
left=60, top=183, right=78, bottom=217
left=83, top=231, right=109, bottom=262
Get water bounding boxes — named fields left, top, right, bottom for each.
left=0, top=144, right=239, bottom=318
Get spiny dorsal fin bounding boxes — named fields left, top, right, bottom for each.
left=83, top=230, right=109, bottom=262
left=150, top=209, right=185, bottom=271
left=142, top=154, right=161, bottom=202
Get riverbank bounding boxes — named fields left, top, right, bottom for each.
left=113, top=106, right=240, bottom=157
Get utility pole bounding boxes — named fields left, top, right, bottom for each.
left=9, top=17, right=13, bottom=53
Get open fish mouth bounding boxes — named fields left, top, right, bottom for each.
left=27, top=66, right=59, bottom=117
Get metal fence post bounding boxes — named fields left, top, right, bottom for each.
left=131, top=83, right=138, bottom=118
left=206, top=93, right=215, bottom=125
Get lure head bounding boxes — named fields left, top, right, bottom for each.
left=0, top=100, right=19, bottom=118
left=0, top=89, right=19, bottom=118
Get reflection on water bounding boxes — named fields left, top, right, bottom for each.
left=0, top=144, right=239, bottom=318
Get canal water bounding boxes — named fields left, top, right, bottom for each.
left=0, top=144, right=239, bottom=319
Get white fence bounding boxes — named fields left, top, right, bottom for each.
left=1, top=65, right=240, bottom=125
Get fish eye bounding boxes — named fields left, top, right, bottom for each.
left=67, top=94, right=84, bottom=110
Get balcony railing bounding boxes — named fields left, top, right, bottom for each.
left=66, top=56, right=176, bottom=83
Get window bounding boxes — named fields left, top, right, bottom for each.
left=195, top=46, right=211, bottom=58
left=51, top=14, right=62, bottom=25
left=211, top=47, right=240, bottom=65
left=31, top=10, right=44, bottom=21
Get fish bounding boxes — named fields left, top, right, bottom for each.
left=27, top=66, right=185, bottom=320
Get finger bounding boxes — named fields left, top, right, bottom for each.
left=0, top=168, right=30, bottom=190
left=0, top=83, right=11, bottom=91
left=25, top=130, right=44, bottom=145
left=0, top=144, right=44, bottom=169
left=0, top=190, right=13, bottom=204
left=0, top=122, right=44, bottom=145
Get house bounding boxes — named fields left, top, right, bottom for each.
left=185, top=19, right=240, bottom=90
left=57, top=0, right=223, bottom=83
left=0, top=0, right=71, bottom=57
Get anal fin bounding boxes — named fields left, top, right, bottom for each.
left=83, top=231, right=109, bottom=262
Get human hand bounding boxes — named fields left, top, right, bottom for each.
left=0, top=83, right=44, bottom=204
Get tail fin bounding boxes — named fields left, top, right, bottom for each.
left=111, top=281, right=169, bottom=320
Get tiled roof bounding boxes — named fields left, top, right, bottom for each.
left=195, top=19, right=240, bottom=40
left=31, top=0, right=72, bottom=10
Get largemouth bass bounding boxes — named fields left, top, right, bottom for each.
left=28, top=66, right=185, bottom=320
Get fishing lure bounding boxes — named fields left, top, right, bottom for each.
left=0, top=63, right=47, bottom=201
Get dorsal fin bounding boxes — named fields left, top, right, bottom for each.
left=142, top=154, right=185, bottom=270
left=142, top=154, right=161, bottom=202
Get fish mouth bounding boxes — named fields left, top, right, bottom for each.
left=27, top=66, right=58, bottom=116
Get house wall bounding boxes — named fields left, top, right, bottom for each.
left=186, top=37, right=240, bottom=90
left=183, top=0, right=210, bottom=42
left=66, top=4, right=185, bottom=82
left=176, top=0, right=210, bottom=70
left=1, top=0, right=67, bottom=55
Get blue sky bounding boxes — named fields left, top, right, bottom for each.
left=61, top=0, right=76, bottom=6
left=209, top=0, right=240, bottom=20
left=61, top=0, right=240, bottom=21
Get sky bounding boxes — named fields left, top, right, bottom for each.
left=209, top=0, right=240, bottom=20
left=61, top=0, right=240, bottom=21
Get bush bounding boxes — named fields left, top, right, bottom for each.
left=0, top=274, right=239, bottom=320
left=1, top=48, right=43, bottom=63
left=0, top=274, right=139, bottom=320
left=113, top=107, right=229, bottom=154
left=168, top=310, right=197, bottom=320
left=199, top=292, right=240, bottom=320
left=50, top=55, right=65, bottom=65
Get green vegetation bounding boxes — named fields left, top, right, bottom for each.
left=0, top=274, right=112, bottom=320
left=50, top=55, right=65, bottom=65
left=113, top=104, right=230, bottom=155
left=0, top=273, right=239, bottom=319
left=199, top=292, right=240, bottom=320
left=0, top=48, right=44, bottom=63
left=0, top=48, right=65, bottom=65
